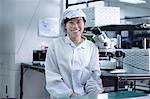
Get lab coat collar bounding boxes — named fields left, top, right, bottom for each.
left=63, top=35, right=87, bottom=49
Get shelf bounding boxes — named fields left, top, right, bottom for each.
left=66, top=0, right=104, bottom=8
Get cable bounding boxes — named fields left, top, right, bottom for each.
left=112, top=57, right=150, bottom=72
left=16, top=0, right=41, bottom=54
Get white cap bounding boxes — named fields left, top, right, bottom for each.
left=60, top=8, right=86, bottom=35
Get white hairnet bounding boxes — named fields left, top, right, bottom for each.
left=60, top=8, right=86, bottom=35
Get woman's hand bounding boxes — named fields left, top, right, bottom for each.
left=70, top=92, right=80, bottom=97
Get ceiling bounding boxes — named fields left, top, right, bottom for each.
left=105, top=0, right=150, bottom=9
left=68, top=0, right=150, bottom=9
left=105, top=0, right=150, bottom=24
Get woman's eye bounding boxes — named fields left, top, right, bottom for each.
left=69, top=21, right=74, bottom=24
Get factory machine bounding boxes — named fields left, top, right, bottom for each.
left=85, top=27, right=127, bottom=91
left=86, top=23, right=150, bottom=73
left=87, top=27, right=126, bottom=73
left=85, top=24, right=150, bottom=92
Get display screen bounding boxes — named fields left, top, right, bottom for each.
left=105, top=31, right=116, bottom=38
left=33, top=50, right=47, bottom=61
left=121, top=31, right=129, bottom=38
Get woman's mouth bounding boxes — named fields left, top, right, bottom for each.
left=71, top=29, right=80, bottom=33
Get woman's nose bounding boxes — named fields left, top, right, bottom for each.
left=72, top=22, right=79, bottom=28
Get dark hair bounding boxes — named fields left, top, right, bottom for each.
left=64, top=17, right=86, bottom=25
left=64, top=18, right=71, bottom=25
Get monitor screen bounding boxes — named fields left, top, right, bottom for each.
left=121, top=31, right=129, bottom=38
left=105, top=31, right=116, bottom=38
left=33, top=50, right=47, bottom=62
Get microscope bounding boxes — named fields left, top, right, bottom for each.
left=91, top=27, right=126, bottom=73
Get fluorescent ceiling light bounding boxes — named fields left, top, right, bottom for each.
left=120, top=0, right=146, bottom=4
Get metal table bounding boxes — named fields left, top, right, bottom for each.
left=20, top=63, right=45, bottom=99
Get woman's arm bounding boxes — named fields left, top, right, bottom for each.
left=45, top=42, right=73, bottom=98
left=85, top=46, right=104, bottom=94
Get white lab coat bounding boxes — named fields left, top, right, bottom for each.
left=45, top=35, right=104, bottom=98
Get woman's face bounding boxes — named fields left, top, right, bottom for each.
left=65, top=17, right=85, bottom=38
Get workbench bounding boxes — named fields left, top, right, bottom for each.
left=20, top=63, right=150, bottom=99
left=101, top=71, right=150, bottom=92
left=53, top=91, right=149, bottom=99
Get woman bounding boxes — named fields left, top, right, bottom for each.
left=45, top=8, right=104, bottom=98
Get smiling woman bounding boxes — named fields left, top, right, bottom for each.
left=45, top=8, right=104, bottom=99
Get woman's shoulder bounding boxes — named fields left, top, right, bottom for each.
left=86, top=40, right=97, bottom=47
left=49, top=36, right=65, bottom=46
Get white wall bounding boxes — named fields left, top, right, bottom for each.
left=0, top=0, right=1, bottom=65
left=0, top=0, right=62, bottom=98
left=0, top=0, right=2, bottom=97
left=15, top=0, right=61, bottom=99
left=1, top=0, right=16, bottom=98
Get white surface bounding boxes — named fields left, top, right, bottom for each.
left=110, top=69, right=127, bottom=74
left=97, top=93, right=108, bottom=99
